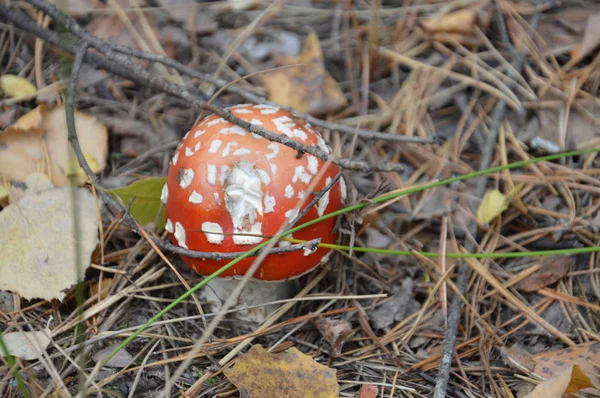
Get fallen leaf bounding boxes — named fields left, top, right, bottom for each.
left=529, top=342, right=600, bottom=394
left=571, top=12, right=600, bottom=61
left=358, top=384, right=378, bottom=398
left=527, top=97, right=600, bottom=152
left=0, top=105, right=108, bottom=187
left=516, top=255, right=573, bottom=292
left=501, top=344, right=536, bottom=373
left=92, top=343, right=133, bottom=368
left=419, top=2, right=491, bottom=44
left=224, top=345, right=339, bottom=398
left=0, top=75, right=37, bottom=98
left=0, top=328, right=51, bottom=360
left=476, top=189, right=509, bottom=224
left=0, top=187, right=99, bottom=301
left=314, top=317, right=354, bottom=356
left=89, top=278, right=114, bottom=301
left=532, top=2, right=600, bottom=56
left=9, top=172, right=54, bottom=202
left=42, top=105, right=108, bottom=186
left=369, top=279, right=419, bottom=330
left=524, top=365, right=596, bottom=398
left=261, top=32, right=347, bottom=116
left=106, top=177, right=167, bottom=228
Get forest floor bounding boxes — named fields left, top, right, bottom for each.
left=1, top=0, right=600, bottom=397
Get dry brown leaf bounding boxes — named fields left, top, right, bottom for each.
left=524, top=365, right=596, bottom=398
left=529, top=342, right=600, bottom=395
left=358, top=384, right=379, bottom=398
left=314, top=317, right=354, bottom=356
left=261, top=32, right=346, bottom=116
left=534, top=6, right=600, bottom=56
left=0, top=105, right=108, bottom=187
left=0, top=187, right=99, bottom=301
left=501, top=344, right=536, bottom=373
left=419, top=2, right=491, bottom=44
left=9, top=172, right=54, bottom=202
left=89, top=278, right=115, bottom=301
left=571, top=12, right=600, bottom=61
left=224, top=345, right=339, bottom=398
left=516, top=255, right=573, bottom=293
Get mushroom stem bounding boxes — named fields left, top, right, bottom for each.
left=198, top=278, right=298, bottom=324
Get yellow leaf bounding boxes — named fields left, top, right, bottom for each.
left=421, top=8, right=478, bottom=34
left=224, top=345, right=339, bottom=398
left=530, top=342, right=600, bottom=393
left=261, top=32, right=347, bottom=116
left=0, top=181, right=9, bottom=202
left=0, top=105, right=108, bottom=187
left=89, top=278, right=114, bottom=300
left=0, top=187, right=98, bottom=301
left=476, top=188, right=509, bottom=224
left=524, top=365, right=597, bottom=398
left=0, top=75, right=37, bottom=98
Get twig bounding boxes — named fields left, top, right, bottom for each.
left=25, top=0, right=433, bottom=144
left=15, top=0, right=417, bottom=175
left=432, top=8, right=543, bottom=398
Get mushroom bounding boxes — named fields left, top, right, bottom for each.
left=163, top=104, right=346, bottom=322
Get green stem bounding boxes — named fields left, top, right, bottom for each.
left=101, top=147, right=600, bottom=366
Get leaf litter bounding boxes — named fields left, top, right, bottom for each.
left=2, top=0, right=600, bottom=397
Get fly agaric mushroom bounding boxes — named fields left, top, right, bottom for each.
left=162, top=104, right=346, bottom=320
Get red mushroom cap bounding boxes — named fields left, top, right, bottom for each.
left=163, top=104, right=346, bottom=281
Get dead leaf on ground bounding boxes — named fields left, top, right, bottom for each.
left=0, top=105, right=108, bottom=187
left=0, top=187, right=99, bottom=301
left=501, top=343, right=536, bottom=373
left=92, top=343, right=133, bottom=368
left=224, top=345, right=339, bottom=398
left=419, top=2, right=492, bottom=45
left=476, top=189, right=509, bottom=224
left=525, top=97, right=600, bottom=152
left=524, top=342, right=600, bottom=395
left=0, top=328, right=51, bottom=360
left=533, top=6, right=600, bottom=56
left=515, top=255, right=573, bottom=292
left=314, top=317, right=354, bottom=356
left=571, top=12, right=600, bottom=61
left=0, top=75, right=37, bottom=99
left=369, top=279, right=419, bottom=330
left=358, top=384, right=379, bottom=398
left=524, top=365, right=596, bottom=398
left=261, top=32, right=347, bottom=116
left=89, top=278, right=115, bottom=301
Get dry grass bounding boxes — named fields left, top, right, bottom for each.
left=1, top=0, right=600, bottom=397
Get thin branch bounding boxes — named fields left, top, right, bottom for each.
left=25, top=0, right=433, bottom=145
